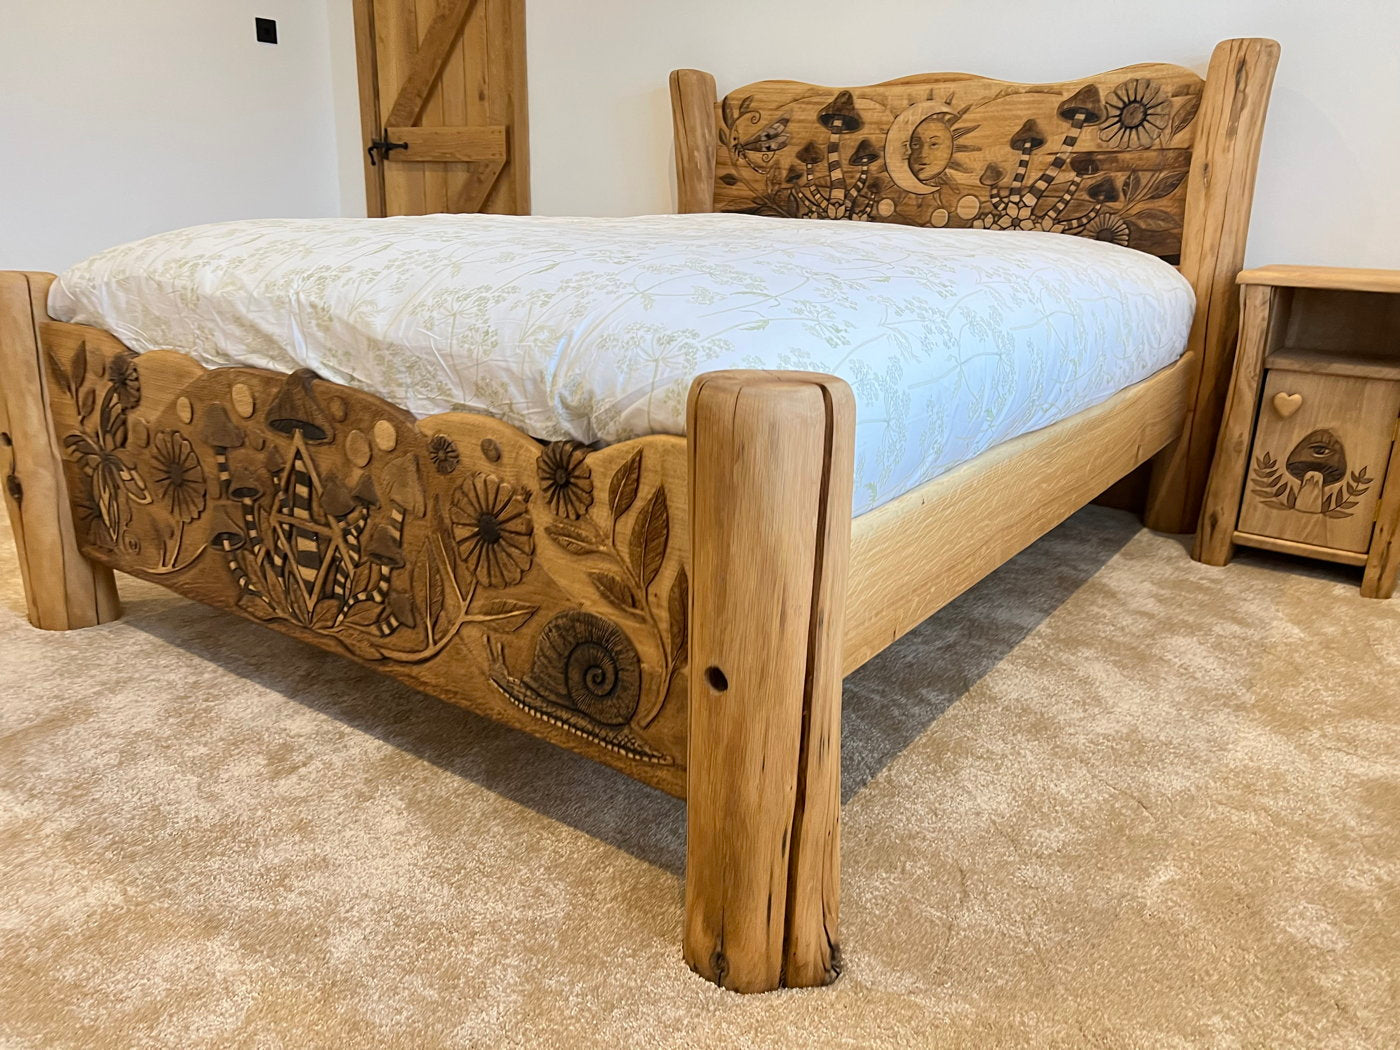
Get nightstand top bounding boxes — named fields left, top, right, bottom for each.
left=1238, top=265, right=1400, bottom=294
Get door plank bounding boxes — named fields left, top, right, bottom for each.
left=385, top=125, right=507, bottom=162
left=451, top=161, right=505, bottom=212
left=386, top=0, right=480, bottom=129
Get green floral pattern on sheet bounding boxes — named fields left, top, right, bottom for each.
left=50, top=214, right=1194, bottom=514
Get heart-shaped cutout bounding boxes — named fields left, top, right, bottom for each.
left=1273, top=392, right=1303, bottom=418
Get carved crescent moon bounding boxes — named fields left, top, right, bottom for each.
left=884, top=101, right=963, bottom=195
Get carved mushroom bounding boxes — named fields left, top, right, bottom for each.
left=816, top=91, right=863, bottom=212
left=199, top=404, right=245, bottom=499
left=321, top=474, right=355, bottom=518
left=228, top=467, right=265, bottom=503
left=352, top=473, right=380, bottom=509
left=1058, top=85, right=1105, bottom=130
left=209, top=505, right=246, bottom=552
left=365, top=524, right=405, bottom=569
left=1087, top=176, right=1120, bottom=203
left=1010, top=119, right=1046, bottom=153
left=387, top=588, right=417, bottom=631
left=266, top=368, right=334, bottom=445
left=1287, top=429, right=1348, bottom=485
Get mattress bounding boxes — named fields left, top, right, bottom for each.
left=49, top=213, right=1195, bottom=515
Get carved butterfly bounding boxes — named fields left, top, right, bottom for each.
left=63, top=429, right=151, bottom=541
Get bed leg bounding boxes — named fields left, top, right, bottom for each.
left=684, top=370, right=855, bottom=993
left=0, top=271, right=120, bottom=629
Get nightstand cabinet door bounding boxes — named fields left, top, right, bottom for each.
left=1238, top=370, right=1400, bottom=554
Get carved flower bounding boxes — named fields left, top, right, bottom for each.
left=427, top=433, right=460, bottom=475
left=1086, top=213, right=1131, bottom=247
left=1099, top=79, right=1169, bottom=149
left=537, top=440, right=593, bottom=519
left=450, top=472, right=535, bottom=588
left=107, top=354, right=142, bottom=409
left=150, top=430, right=207, bottom=524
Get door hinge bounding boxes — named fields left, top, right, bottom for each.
left=367, top=129, right=409, bottom=167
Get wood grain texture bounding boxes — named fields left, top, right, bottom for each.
left=669, top=69, right=718, bottom=214
left=1236, top=370, right=1398, bottom=555
left=1362, top=432, right=1400, bottom=597
left=700, top=63, right=1205, bottom=259
left=357, top=0, right=527, bottom=217
left=37, top=321, right=688, bottom=792
left=685, top=370, right=854, bottom=993
left=1193, top=283, right=1277, bottom=564
left=844, top=354, right=1192, bottom=673
left=1232, top=531, right=1370, bottom=568
left=1143, top=38, right=1280, bottom=534
left=1265, top=348, right=1400, bottom=384
left=1240, top=266, right=1400, bottom=294
left=0, top=273, right=120, bottom=630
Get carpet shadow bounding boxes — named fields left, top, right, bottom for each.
left=116, top=506, right=1140, bottom=876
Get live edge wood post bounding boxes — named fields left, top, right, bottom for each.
left=669, top=69, right=717, bottom=214
left=684, top=369, right=855, bottom=993
left=1143, top=37, right=1280, bottom=534
left=0, top=271, right=120, bottom=629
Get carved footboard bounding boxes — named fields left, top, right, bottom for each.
left=35, top=319, right=692, bottom=793
left=1, top=273, right=857, bottom=994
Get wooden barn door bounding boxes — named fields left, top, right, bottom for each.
left=353, top=0, right=528, bottom=217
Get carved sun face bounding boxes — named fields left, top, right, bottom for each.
left=885, top=101, right=979, bottom=196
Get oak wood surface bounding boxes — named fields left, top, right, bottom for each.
left=685, top=370, right=853, bottom=993
left=0, top=273, right=120, bottom=630
left=669, top=69, right=718, bottom=215
left=1239, top=266, right=1400, bottom=294
left=1265, top=348, right=1400, bottom=384
left=355, top=0, right=527, bottom=217
left=843, top=353, right=1192, bottom=674
left=1235, top=370, right=1399, bottom=555
left=1231, top=531, right=1370, bottom=568
left=1362, top=433, right=1400, bottom=597
left=1194, top=284, right=1278, bottom=564
left=1143, top=38, right=1280, bottom=534
left=701, top=62, right=1204, bottom=259
left=36, top=319, right=688, bottom=793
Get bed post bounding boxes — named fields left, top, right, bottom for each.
left=669, top=69, right=718, bottom=214
left=684, top=369, right=854, bottom=993
left=1143, top=37, right=1280, bottom=534
left=0, top=271, right=120, bottom=629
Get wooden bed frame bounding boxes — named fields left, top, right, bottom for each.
left=0, top=39, right=1276, bottom=993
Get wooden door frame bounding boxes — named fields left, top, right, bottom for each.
left=352, top=0, right=530, bottom=218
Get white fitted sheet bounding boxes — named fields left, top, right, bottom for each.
left=50, top=213, right=1195, bottom=514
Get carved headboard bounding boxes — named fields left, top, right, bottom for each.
left=670, top=38, right=1280, bottom=533
left=687, top=64, right=1204, bottom=262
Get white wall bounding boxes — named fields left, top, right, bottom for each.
left=0, top=1, right=349, bottom=273
left=523, top=0, right=1400, bottom=269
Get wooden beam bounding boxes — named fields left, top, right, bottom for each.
left=385, top=0, right=480, bottom=129
left=0, top=272, right=120, bottom=629
left=669, top=69, right=718, bottom=214
left=1144, top=37, right=1280, bottom=534
left=385, top=125, right=507, bottom=162
left=685, top=369, right=853, bottom=993
left=844, top=354, right=1192, bottom=674
left=352, top=0, right=386, bottom=217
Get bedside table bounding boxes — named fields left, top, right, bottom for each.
left=1194, top=265, right=1400, bottom=598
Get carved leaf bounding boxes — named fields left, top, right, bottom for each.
left=589, top=570, right=642, bottom=613
left=608, top=449, right=643, bottom=519
left=312, top=598, right=343, bottom=629
left=1145, top=170, right=1187, bottom=199
left=668, top=567, right=689, bottom=665
left=1128, top=208, right=1180, bottom=232
left=1122, top=171, right=1142, bottom=203
left=546, top=519, right=606, bottom=555
left=465, top=598, right=538, bottom=633
left=69, top=347, right=87, bottom=391
left=425, top=546, right=446, bottom=625
left=1171, top=94, right=1201, bottom=136
left=343, top=600, right=386, bottom=628
left=628, top=484, right=670, bottom=589
left=79, top=386, right=96, bottom=418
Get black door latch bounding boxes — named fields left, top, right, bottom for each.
left=367, top=129, right=409, bottom=166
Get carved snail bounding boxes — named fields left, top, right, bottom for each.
left=525, top=611, right=641, bottom=726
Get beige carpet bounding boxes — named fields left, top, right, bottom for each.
left=1, top=506, right=1397, bottom=1049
